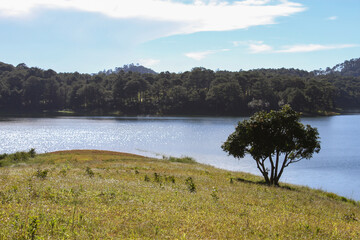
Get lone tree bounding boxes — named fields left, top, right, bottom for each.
left=222, top=105, right=320, bottom=186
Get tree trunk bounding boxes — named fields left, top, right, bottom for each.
left=256, top=159, right=270, bottom=184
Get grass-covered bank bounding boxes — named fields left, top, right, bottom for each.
left=0, top=150, right=359, bottom=239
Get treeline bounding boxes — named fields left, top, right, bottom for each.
left=1, top=60, right=360, bottom=115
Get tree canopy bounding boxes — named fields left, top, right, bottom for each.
left=222, top=105, right=321, bottom=185
left=1, top=58, right=360, bottom=115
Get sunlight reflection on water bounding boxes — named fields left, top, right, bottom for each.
left=0, top=115, right=359, bottom=200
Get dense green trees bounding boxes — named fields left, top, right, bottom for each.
left=1, top=59, right=360, bottom=115
left=222, top=105, right=321, bottom=185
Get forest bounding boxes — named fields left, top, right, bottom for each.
left=0, top=58, right=360, bottom=116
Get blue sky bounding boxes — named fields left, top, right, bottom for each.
left=0, top=0, right=359, bottom=73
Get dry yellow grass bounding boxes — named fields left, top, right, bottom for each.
left=0, top=150, right=359, bottom=239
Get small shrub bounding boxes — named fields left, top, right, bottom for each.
left=144, top=175, right=150, bottom=182
left=28, top=148, right=36, bottom=158
left=11, top=151, right=29, bottom=162
left=166, top=156, right=196, bottom=164
left=211, top=187, right=219, bottom=201
left=0, top=149, right=36, bottom=166
left=154, top=173, right=161, bottom=182
left=27, top=216, right=39, bottom=240
left=0, top=153, right=8, bottom=160
left=85, top=167, right=94, bottom=178
left=36, top=169, right=49, bottom=179
left=166, top=175, right=176, bottom=184
left=185, top=177, right=196, bottom=193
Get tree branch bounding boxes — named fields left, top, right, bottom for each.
left=268, top=154, right=275, bottom=183
left=276, top=152, right=289, bottom=184
left=274, top=149, right=280, bottom=181
left=256, top=158, right=269, bottom=184
left=286, top=157, right=304, bottom=167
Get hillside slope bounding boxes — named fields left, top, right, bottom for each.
left=0, top=150, right=359, bottom=239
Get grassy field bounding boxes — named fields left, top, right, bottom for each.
left=0, top=150, right=359, bottom=239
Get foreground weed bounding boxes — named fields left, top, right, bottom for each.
left=49, top=217, right=57, bottom=235
left=144, top=175, right=150, bottom=182
left=27, top=216, right=39, bottom=240
left=185, top=177, right=196, bottom=193
left=165, top=175, right=176, bottom=184
left=85, top=167, right=94, bottom=178
left=211, top=187, right=219, bottom=201
left=35, top=169, right=49, bottom=179
left=154, top=172, right=161, bottom=182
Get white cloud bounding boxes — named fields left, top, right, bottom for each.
left=276, top=44, right=358, bottom=53
left=237, top=41, right=358, bottom=54
left=185, top=49, right=229, bottom=60
left=139, top=58, right=160, bottom=67
left=233, top=40, right=272, bottom=53
left=327, top=16, right=338, bottom=21
left=0, top=0, right=305, bottom=35
left=247, top=41, right=273, bottom=53
left=240, top=0, right=272, bottom=5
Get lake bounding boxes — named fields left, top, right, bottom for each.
left=0, top=115, right=359, bottom=200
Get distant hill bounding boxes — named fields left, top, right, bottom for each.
left=98, top=63, right=157, bottom=75
left=314, top=58, right=360, bottom=77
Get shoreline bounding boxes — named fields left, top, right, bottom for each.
left=2, top=110, right=360, bottom=118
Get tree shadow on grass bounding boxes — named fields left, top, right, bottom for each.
left=234, top=177, right=298, bottom=191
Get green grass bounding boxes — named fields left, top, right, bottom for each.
left=163, top=155, right=197, bottom=164
left=0, top=150, right=359, bottom=239
left=0, top=148, right=36, bottom=167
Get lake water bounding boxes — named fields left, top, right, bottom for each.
left=0, top=115, right=359, bottom=200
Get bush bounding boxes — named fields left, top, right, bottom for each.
left=36, top=169, right=49, bottom=179
left=166, top=175, right=176, bottom=184
left=10, top=151, right=29, bottom=162
left=144, top=175, right=150, bottom=182
left=185, top=177, right=196, bottom=193
left=29, top=148, right=36, bottom=158
left=154, top=173, right=161, bottom=182
left=0, top=153, right=8, bottom=160
left=85, top=167, right=94, bottom=178
left=164, top=156, right=196, bottom=164
left=211, top=187, right=219, bottom=201
left=0, top=149, right=37, bottom=167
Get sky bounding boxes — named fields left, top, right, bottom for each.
left=0, top=0, right=359, bottom=73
